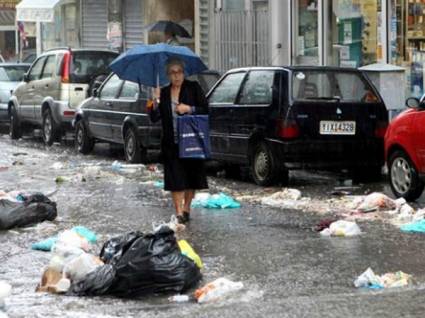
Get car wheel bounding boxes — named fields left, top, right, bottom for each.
left=250, top=142, right=287, bottom=186
left=389, top=150, right=424, bottom=201
left=75, top=120, right=94, bottom=154
left=124, top=126, right=146, bottom=163
left=9, top=106, right=22, bottom=139
left=42, top=109, right=60, bottom=146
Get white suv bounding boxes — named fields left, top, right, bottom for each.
left=8, top=48, right=118, bottom=145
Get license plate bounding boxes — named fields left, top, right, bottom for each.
left=320, top=121, right=356, bottom=135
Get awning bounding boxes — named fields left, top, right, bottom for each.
left=16, top=0, right=62, bottom=23
left=0, top=10, right=15, bottom=26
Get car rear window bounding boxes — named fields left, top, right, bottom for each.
left=70, top=51, right=118, bottom=84
left=0, top=65, right=29, bottom=82
left=292, top=70, right=380, bottom=103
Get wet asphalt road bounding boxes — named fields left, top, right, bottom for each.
left=1, top=133, right=425, bottom=318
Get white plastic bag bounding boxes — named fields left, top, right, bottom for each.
left=354, top=268, right=382, bottom=288
left=0, top=281, right=11, bottom=308
left=357, top=192, right=396, bottom=212
left=64, top=253, right=103, bottom=282
left=194, top=278, right=244, bottom=303
left=320, top=220, right=361, bottom=237
left=261, top=189, right=302, bottom=208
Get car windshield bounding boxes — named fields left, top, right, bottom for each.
left=70, top=51, right=118, bottom=84
left=0, top=65, right=29, bottom=82
left=292, top=70, right=380, bottom=103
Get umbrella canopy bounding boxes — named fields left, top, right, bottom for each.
left=109, top=43, right=207, bottom=87
left=146, top=20, right=191, bottom=38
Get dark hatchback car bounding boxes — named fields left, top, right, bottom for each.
left=74, top=70, right=220, bottom=163
left=207, top=66, right=388, bottom=186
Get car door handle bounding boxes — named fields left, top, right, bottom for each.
left=45, top=84, right=49, bottom=88
left=74, top=87, right=83, bottom=91
left=105, top=102, right=112, bottom=107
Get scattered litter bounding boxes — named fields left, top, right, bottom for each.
left=55, top=176, right=68, bottom=183
left=12, top=160, right=23, bottom=166
left=154, top=181, right=164, bottom=188
left=192, top=192, right=240, bottom=209
left=0, top=192, right=57, bottom=230
left=0, top=281, right=11, bottom=308
left=260, top=189, right=308, bottom=209
left=64, top=253, right=104, bottom=282
left=71, top=227, right=201, bottom=297
left=0, top=167, right=8, bottom=172
left=12, top=152, right=27, bottom=156
left=313, top=219, right=338, bottom=232
left=147, top=164, right=159, bottom=172
left=194, top=278, right=244, bottom=303
left=320, top=220, right=361, bottom=237
left=111, top=161, right=145, bottom=173
left=152, top=215, right=185, bottom=233
left=169, top=294, right=190, bottom=303
left=400, top=219, right=425, bottom=234
left=52, top=162, right=64, bottom=170
left=178, top=240, right=203, bottom=269
left=32, top=226, right=97, bottom=251
left=354, top=268, right=411, bottom=289
left=357, top=192, right=396, bottom=212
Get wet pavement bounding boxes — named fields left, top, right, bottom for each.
left=1, top=133, right=425, bottom=317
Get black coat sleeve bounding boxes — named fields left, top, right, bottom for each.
left=192, top=81, right=209, bottom=115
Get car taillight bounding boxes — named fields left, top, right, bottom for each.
left=375, top=121, right=388, bottom=138
left=277, top=119, right=300, bottom=139
left=63, top=111, right=75, bottom=117
left=61, top=52, right=71, bottom=83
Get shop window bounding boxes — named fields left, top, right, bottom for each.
left=390, top=0, right=425, bottom=97
left=293, top=0, right=319, bottom=65
left=327, top=0, right=383, bottom=68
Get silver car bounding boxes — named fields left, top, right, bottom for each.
left=0, top=63, right=30, bottom=122
left=9, top=48, right=118, bottom=145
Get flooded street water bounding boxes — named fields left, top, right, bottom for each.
left=1, top=134, right=425, bottom=317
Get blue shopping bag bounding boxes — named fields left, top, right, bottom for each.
left=177, top=115, right=211, bottom=159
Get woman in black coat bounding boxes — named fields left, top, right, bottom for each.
left=149, top=58, right=209, bottom=224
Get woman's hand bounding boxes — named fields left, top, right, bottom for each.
left=175, top=103, right=192, bottom=114
left=152, top=87, right=160, bottom=103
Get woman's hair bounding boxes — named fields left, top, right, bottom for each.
left=166, top=58, right=185, bottom=74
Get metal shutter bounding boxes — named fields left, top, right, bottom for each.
left=124, top=0, right=144, bottom=49
left=199, top=0, right=210, bottom=65
left=81, top=0, right=108, bottom=49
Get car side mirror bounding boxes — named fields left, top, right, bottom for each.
left=406, top=97, right=420, bottom=108
left=92, top=88, right=99, bottom=97
left=23, top=73, right=29, bottom=82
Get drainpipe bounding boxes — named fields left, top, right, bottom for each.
left=107, top=0, right=123, bottom=52
left=270, top=0, right=289, bottom=66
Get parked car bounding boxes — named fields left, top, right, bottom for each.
left=0, top=63, right=30, bottom=123
left=74, top=70, right=220, bottom=163
left=207, top=66, right=388, bottom=186
left=385, top=97, right=425, bottom=201
left=8, top=48, right=119, bottom=145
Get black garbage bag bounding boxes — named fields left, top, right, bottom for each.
left=0, top=193, right=57, bottom=230
left=71, top=227, right=201, bottom=297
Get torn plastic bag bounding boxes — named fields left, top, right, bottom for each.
left=0, top=192, right=57, bottom=230
left=70, top=227, right=201, bottom=297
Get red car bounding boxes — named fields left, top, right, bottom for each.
left=385, top=97, right=425, bottom=201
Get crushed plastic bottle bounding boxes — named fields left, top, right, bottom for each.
left=111, top=161, right=145, bottom=173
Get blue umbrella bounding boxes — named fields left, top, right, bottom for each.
left=109, top=43, right=207, bottom=87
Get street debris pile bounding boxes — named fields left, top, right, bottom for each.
left=0, top=191, right=57, bottom=230
left=32, top=226, right=97, bottom=251
left=35, top=224, right=202, bottom=298
left=354, top=268, right=412, bottom=289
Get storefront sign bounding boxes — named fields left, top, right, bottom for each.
left=107, top=22, right=123, bottom=50
left=0, top=0, right=19, bottom=9
left=16, top=0, right=61, bottom=22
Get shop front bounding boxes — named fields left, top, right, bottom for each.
left=16, top=0, right=79, bottom=56
left=288, top=0, right=425, bottom=99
